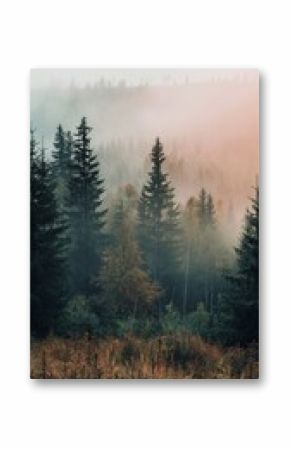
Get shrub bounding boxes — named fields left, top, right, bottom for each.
left=185, top=302, right=210, bottom=337
left=58, top=295, right=100, bottom=337
left=161, top=303, right=184, bottom=334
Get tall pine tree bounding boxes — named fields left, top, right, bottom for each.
left=219, top=187, right=259, bottom=345
left=138, top=137, right=181, bottom=313
left=31, top=131, right=66, bottom=337
left=52, top=125, right=72, bottom=214
left=67, top=117, right=107, bottom=295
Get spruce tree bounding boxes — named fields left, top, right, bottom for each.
left=30, top=129, right=39, bottom=246
left=52, top=125, right=72, bottom=214
left=31, top=132, right=66, bottom=337
left=138, top=137, right=181, bottom=312
left=52, top=124, right=66, bottom=173
left=67, top=117, right=106, bottom=295
left=220, top=187, right=259, bottom=345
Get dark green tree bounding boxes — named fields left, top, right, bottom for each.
left=31, top=131, right=66, bottom=337
left=138, top=137, right=181, bottom=313
left=30, top=129, right=39, bottom=246
left=219, top=187, right=259, bottom=345
left=52, top=125, right=66, bottom=173
left=52, top=125, right=73, bottom=214
left=67, top=117, right=107, bottom=295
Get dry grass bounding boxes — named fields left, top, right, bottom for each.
left=31, top=334, right=259, bottom=379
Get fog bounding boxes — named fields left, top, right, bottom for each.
left=31, top=69, right=259, bottom=238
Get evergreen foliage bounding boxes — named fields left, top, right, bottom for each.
left=67, top=117, right=107, bottom=295
left=138, top=138, right=181, bottom=311
left=30, top=130, right=66, bottom=337
left=59, top=295, right=100, bottom=337
left=30, top=118, right=259, bottom=351
left=219, top=187, right=259, bottom=345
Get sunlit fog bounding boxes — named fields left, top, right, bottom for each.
left=31, top=69, right=259, bottom=239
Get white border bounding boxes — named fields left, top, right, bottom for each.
left=0, top=1, right=288, bottom=448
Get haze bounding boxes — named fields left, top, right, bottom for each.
left=30, top=69, right=259, bottom=237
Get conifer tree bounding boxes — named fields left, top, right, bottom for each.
left=67, top=117, right=107, bottom=295
left=30, top=129, right=39, bottom=244
left=31, top=132, right=66, bottom=336
left=52, top=124, right=66, bottom=174
left=220, top=187, right=259, bottom=345
left=52, top=125, right=72, bottom=214
left=138, top=138, right=181, bottom=312
left=65, top=130, right=74, bottom=154
left=100, top=195, right=159, bottom=320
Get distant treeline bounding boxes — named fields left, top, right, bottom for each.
left=30, top=117, right=259, bottom=346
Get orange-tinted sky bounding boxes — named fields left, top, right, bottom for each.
left=31, top=69, right=259, bottom=237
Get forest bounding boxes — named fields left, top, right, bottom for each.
left=30, top=116, right=259, bottom=379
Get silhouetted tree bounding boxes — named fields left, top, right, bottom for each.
left=67, top=117, right=107, bottom=295
left=31, top=131, right=66, bottom=337
left=138, top=138, right=181, bottom=314
left=219, top=187, right=259, bottom=345
left=52, top=125, right=73, bottom=214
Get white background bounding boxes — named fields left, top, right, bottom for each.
left=0, top=1, right=289, bottom=448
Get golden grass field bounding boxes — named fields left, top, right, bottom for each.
left=31, top=334, right=259, bottom=379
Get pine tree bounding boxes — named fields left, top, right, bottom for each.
left=30, top=129, right=39, bottom=246
left=52, top=125, right=72, bottom=213
left=220, top=187, right=259, bottom=345
left=100, top=197, right=159, bottom=320
left=138, top=138, right=181, bottom=312
left=65, top=130, right=74, bottom=168
left=67, top=117, right=107, bottom=295
left=52, top=124, right=66, bottom=174
left=31, top=132, right=66, bottom=337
